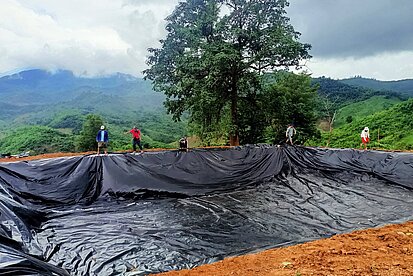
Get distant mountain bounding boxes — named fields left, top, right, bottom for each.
left=311, top=77, right=406, bottom=109
left=0, top=69, right=163, bottom=106
left=339, top=77, right=413, bottom=96
left=0, top=69, right=187, bottom=153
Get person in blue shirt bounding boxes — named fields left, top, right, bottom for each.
left=96, top=125, right=109, bottom=155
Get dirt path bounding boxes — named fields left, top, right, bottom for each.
left=0, top=147, right=234, bottom=163
left=155, top=221, right=413, bottom=276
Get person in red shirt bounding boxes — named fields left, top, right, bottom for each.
left=129, top=126, right=143, bottom=153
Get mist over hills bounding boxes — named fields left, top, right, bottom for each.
left=2, top=69, right=412, bottom=111
left=0, top=69, right=167, bottom=124
left=0, top=69, right=164, bottom=107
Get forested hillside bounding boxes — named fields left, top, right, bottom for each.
left=309, top=99, right=413, bottom=150
left=312, top=77, right=406, bottom=108
left=308, top=77, right=412, bottom=150
left=333, top=96, right=402, bottom=127
left=339, top=76, right=413, bottom=96
left=0, top=69, right=186, bottom=155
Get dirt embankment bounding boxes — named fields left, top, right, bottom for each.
left=156, top=221, right=413, bottom=276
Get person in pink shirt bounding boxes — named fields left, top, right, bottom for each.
left=129, top=126, right=143, bottom=153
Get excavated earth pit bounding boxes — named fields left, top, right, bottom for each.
left=0, top=146, right=412, bottom=275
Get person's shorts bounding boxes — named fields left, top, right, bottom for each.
left=98, top=142, right=108, bottom=148
left=361, top=137, right=369, bottom=144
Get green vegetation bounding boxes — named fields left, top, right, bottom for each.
left=0, top=70, right=188, bottom=154
left=0, top=111, right=187, bottom=154
left=48, top=110, right=85, bottom=134
left=334, top=96, right=402, bottom=127
left=145, top=0, right=311, bottom=145
left=261, top=72, right=319, bottom=144
left=313, top=77, right=406, bottom=110
left=309, top=99, right=413, bottom=150
left=0, top=126, right=75, bottom=155
left=340, top=76, right=413, bottom=96
left=76, top=114, right=104, bottom=151
left=1, top=74, right=412, bottom=154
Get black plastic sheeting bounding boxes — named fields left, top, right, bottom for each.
left=0, top=146, right=412, bottom=275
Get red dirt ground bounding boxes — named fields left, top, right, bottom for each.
left=157, top=221, right=413, bottom=276
left=2, top=151, right=412, bottom=275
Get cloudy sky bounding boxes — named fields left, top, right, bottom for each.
left=1, top=0, right=412, bottom=80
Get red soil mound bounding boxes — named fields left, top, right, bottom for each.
left=157, top=221, right=413, bottom=276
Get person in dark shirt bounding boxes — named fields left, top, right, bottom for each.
left=179, top=136, right=189, bottom=152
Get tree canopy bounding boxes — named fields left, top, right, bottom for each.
left=76, top=114, right=104, bottom=152
left=144, top=0, right=311, bottom=145
left=261, top=72, right=319, bottom=144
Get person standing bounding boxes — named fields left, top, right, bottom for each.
left=129, top=126, right=143, bottom=153
left=285, top=124, right=296, bottom=145
left=179, top=136, right=189, bottom=152
left=360, top=127, right=370, bottom=150
left=96, top=125, right=109, bottom=155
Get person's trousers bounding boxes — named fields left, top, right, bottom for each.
left=133, top=138, right=143, bottom=151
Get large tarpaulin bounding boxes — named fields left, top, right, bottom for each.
left=0, top=146, right=412, bottom=275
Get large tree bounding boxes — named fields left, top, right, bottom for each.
left=144, top=0, right=311, bottom=145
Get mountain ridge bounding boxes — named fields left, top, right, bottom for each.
left=0, top=69, right=153, bottom=106
left=339, top=76, right=413, bottom=96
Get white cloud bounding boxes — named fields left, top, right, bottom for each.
left=301, top=51, right=413, bottom=81
left=0, top=0, right=178, bottom=76
left=287, top=0, right=413, bottom=80
left=0, top=0, right=412, bottom=80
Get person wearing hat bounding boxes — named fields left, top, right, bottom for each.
left=129, top=126, right=143, bottom=153
left=96, top=125, right=109, bottom=155
left=360, top=127, right=370, bottom=150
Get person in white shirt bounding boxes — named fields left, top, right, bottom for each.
left=360, top=127, right=370, bottom=150
left=285, top=124, right=296, bottom=145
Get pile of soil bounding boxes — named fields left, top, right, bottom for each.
left=157, top=221, right=413, bottom=275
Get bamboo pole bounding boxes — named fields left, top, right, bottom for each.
left=378, top=128, right=380, bottom=144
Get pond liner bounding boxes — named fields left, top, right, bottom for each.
left=0, top=145, right=412, bottom=275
